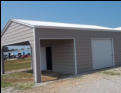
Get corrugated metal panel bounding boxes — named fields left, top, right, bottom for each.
left=36, top=28, right=121, bottom=74
left=1, top=22, right=33, bottom=46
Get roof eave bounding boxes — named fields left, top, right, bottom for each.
left=34, top=25, right=121, bottom=32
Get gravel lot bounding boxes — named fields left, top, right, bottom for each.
left=2, top=67, right=121, bottom=93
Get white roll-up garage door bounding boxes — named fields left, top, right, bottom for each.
left=91, top=38, right=114, bottom=69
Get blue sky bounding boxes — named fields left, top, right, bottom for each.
left=1, top=1, right=121, bottom=49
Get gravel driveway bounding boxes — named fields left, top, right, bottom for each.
left=2, top=67, right=121, bottom=93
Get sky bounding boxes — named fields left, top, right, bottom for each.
left=1, top=1, right=121, bottom=49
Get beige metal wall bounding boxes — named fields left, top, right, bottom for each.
left=1, top=22, right=33, bottom=46
left=40, top=40, right=75, bottom=74
left=36, top=28, right=121, bottom=74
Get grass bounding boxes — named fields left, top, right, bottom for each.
left=14, top=82, right=34, bottom=90
left=1, top=71, right=34, bottom=90
left=102, top=71, right=120, bottom=75
left=1, top=57, right=35, bottom=90
left=5, top=58, right=31, bottom=72
left=1, top=81, right=12, bottom=88
left=100, top=67, right=121, bottom=76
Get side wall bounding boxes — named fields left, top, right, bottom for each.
left=35, top=28, right=121, bottom=74
left=77, top=31, right=121, bottom=73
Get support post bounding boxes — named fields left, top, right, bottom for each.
left=1, top=48, right=5, bottom=75
left=33, top=29, right=41, bottom=83
left=30, top=45, right=34, bottom=71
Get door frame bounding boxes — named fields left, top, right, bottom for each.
left=91, top=38, right=115, bottom=69
left=39, top=38, right=77, bottom=75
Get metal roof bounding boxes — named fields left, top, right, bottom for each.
left=1, top=19, right=121, bottom=36
left=12, top=19, right=121, bottom=31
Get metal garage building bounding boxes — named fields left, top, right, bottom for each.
left=1, top=19, right=121, bottom=83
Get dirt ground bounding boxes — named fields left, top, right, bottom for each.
left=2, top=67, right=121, bottom=93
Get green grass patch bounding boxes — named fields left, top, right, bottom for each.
left=14, top=82, right=34, bottom=90
left=2, top=58, right=34, bottom=90
left=1, top=81, right=12, bottom=88
left=98, top=67, right=121, bottom=76
left=1, top=71, right=34, bottom=90
left=2, top=71, right=33, bottom=79
left=102, top=71, right=120, bottom=76
left=5, top=58, right=31, bottom=71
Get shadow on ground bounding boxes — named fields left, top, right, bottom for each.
left=23, top=70, right=72, bottom=82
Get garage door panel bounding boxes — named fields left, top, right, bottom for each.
left=91, top=39, right=113, bottom=69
